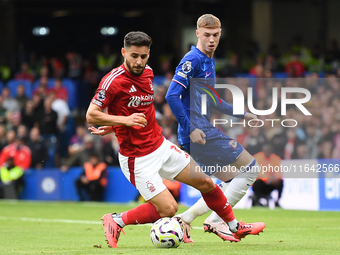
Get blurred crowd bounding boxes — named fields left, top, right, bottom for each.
left=0, top=37, right=339, bottom=175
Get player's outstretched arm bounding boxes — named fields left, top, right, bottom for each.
left=86, top=103, right=147, bottom=128
left=210, top=97, right=245, bottom=119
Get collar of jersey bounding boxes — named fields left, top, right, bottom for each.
left=191, top=45, right=214, bottom=64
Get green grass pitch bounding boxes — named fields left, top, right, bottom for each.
left=0, top=200, right=339, bottom=254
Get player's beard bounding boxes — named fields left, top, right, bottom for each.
left=125, top=59, right=145, bottom=76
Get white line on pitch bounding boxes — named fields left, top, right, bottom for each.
left=0, top=217, right=339, bottom=231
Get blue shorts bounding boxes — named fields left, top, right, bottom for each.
left=181, top=134, right=244, bottom=176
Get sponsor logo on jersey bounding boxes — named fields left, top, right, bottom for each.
left=182, top=61, right=192, bottom=73
left=129, top=85, right=137, bottom=93
left=177, top=71, right=187, bottom=79
left=127, top=94, right=154, bottom=107
left=146, top=181, right=156, bottom=192
left=97, top=89, right=106, bottom=101
left=229, top=140, right=238, bottom=149
left=92, top=99, right=103, bottom=107
left=205, top=72, right=212, bottom=77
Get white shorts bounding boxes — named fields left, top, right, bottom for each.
left=119, top=138, right=190, bottom=201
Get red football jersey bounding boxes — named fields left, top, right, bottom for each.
left=91, top=64, right=163, bottom=157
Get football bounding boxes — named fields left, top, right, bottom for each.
left=150, top=217, right=184, bottom=248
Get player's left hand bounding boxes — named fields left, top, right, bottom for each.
left=244, top=112, right=260, bottom=128
left=88, top=126, right=114, bottom=136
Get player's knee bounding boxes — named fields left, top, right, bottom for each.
left=194, top=178, right=215, bottom=193
left=159, top=201, right=178, bottom=217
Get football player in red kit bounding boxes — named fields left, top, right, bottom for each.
left=86, top=31, right=260, bottom=248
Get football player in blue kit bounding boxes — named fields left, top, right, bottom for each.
left=166, top=14, right=265, bottom=242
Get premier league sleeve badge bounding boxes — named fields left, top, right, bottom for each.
left=97, top=89, right=106, bottom=101
left=182, top=61, right=192, bottom=73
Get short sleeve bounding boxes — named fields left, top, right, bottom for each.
left=91, top=81, right=116, bottom=109
left=172, top=57, right=196, bottom=89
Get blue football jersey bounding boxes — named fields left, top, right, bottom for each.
left=166, top=46, right=223, bottom=144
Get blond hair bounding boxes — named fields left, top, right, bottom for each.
left=197, top=14, right=221, bottom=29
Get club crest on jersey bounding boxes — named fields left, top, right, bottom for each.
left=182, top=61, right=192, bottom=73
left=229, top=140, right=238, bottom=149
left=97, top=90, right=106, bottom=101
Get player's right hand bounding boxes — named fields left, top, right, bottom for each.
left=126, top=113, right=148, bottom=127
left=88, top=126, right=114, bottom=136
left=189, top=128, right=206, bottom=145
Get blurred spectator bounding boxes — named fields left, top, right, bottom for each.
left=36, top=97, right=58, bottom=167
left=243, top=127, right=267, bottom=156
left=32, top=93, right=44, bottom=116
left=36, top=98, right=58, bottom=136
left=103, top=132, right=119, bottom=166
left=49, top=92, right=70, bottom=132
left=68, top=125, right=87, bottom=156
left=75, top=153, right=107, bottom=201
left=38, top=65, right=49, bottom=79
left=249, top=57, right=264, bottom=77
left=14, top=62, right=34, bottom=83
left=83, top=59, right=100, bottom=99
left=33, top=76, right=49, bottom=99
left=17, top=125, right=29, bottom=144
left=296, top=144, right=307, bottom=159
left=50, top=56, right=64, bottom=78
left=0, top=157, right=25, bottom=199
left=2, top=87, right=20, bottom=113
left=220, top=54, right=242, bottom=77
left=264, top=54, right=281, bottom=73
left=252, top=144, right=283, bottom=207
left=26, top=127, right=48, bottom=170
left=0, top=125, right=7, bottom=151
left=290, top=35, right=311, bottom=64
left=0, top=64, right=11, bottom=82
left=27, top=51, right=43, bottom=79
left=65, top=51, right=82, bottom=80
left=5, top=129, right=16, bottom=147
left=0, top=135, right=32, bottom=170
left=163, top=126, right=177, bottom=144
left=305, top=125, right=322, bottom=159
left=154, top=85, right=167, bottom=115
left=270, top=126, right=287, bottom=159
left=307, top=44, right=324, bottom=73
left=48, top=78, right=68, bottom=101
left=21, top=100, right=36, bottom=130
left=285, top=54, right=305, bottom=77
left=15, top=84, right=29, bottom=110
left=61, top=134, right=102, bottom=172
left=6, top=111, right=21, bottom=132
left=97, top=43, right=118, bottom=77
left=0, top=96, right=7, bottom=126
left=284, top=128, right=304, bottom=159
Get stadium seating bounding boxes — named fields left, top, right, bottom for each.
left=153, top=75, right=166, bottom=85
left=33, top=78, right=77, bottom=109
left=6, top=79, right=32, bottom=98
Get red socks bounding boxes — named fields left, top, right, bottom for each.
left=122, top=203, right=161, bottom=225
left=201, top=184, right=235, bottom=222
